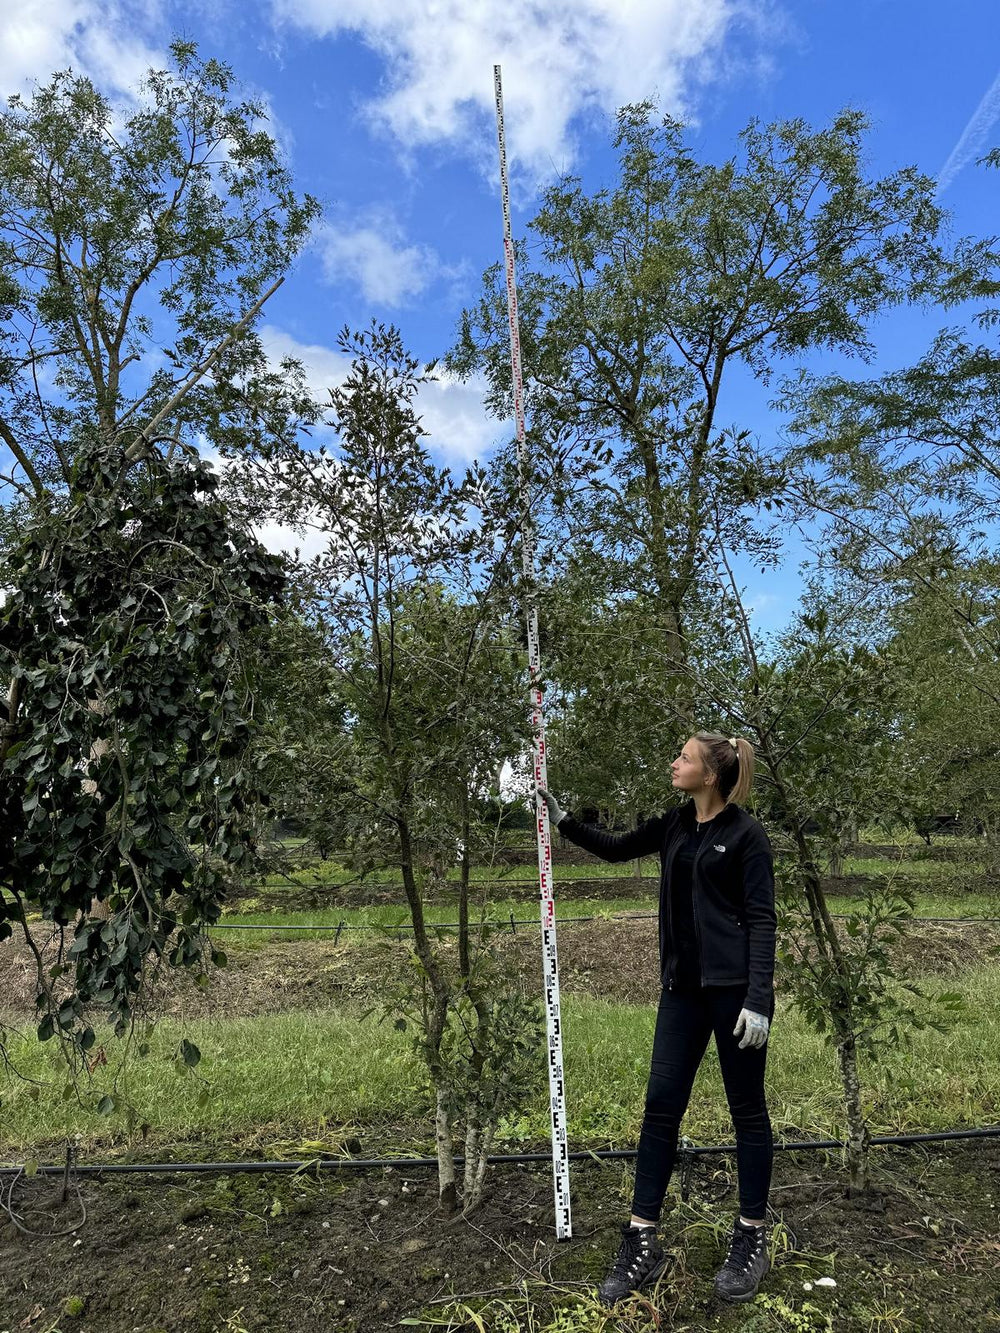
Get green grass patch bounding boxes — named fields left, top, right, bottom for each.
left=2, top=962, right=997, bottom=1159
left=213, top=897, right=656, bottom=944
left=210, top=889, right=999, bottom=951
left=843, top=854, right=984, bottom=882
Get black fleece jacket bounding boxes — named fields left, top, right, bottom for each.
left=558, top=800, right=777, bottom=1015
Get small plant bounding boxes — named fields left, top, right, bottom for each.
left=749, top=1292, right=835, bottom=1331
left=62, top=1295, right=86, bottom=1318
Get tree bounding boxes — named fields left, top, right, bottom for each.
left=449, top=103, right=946, bottom=730
left=0, top=42, right=317, bottom=1075
left=248, top=608, right=359, bottom=863
left=251, top=323, right=544, bottom=1215
left=679, top=521, right=963, bottom=1192
left=777, top=151, right=1000, bottom=768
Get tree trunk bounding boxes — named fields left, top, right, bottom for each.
left=463, top=1114, right=497, bottom=1216
left=462, top=1095, right=480, bottom=1204
left=836, top=1032, right=870, bottom=1195
left=398, top=813, right=456, bottom=1213
left=459, top=784, right=471, bottom=980
left=435, top=1087, right=458, bottom=1216
left=765, top=759, right=873, bottom=1195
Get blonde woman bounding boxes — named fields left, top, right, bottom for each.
left=538, top=732, right=776, bottom=1306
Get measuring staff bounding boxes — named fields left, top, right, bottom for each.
left=539, top=731, right=777, bottom=1306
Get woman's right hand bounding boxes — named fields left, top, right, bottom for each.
left=536, top=785, right=566, bottom=828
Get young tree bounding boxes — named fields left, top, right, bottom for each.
left=684, top=526, right=963, bottom=1192
left=0, top=42, right=317, bottom=1071
left=252, top=323, right=544, bottom=1215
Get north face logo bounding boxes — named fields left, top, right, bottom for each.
left=713, top=844, right=726, bottom=853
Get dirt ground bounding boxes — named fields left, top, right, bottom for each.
left=0, top=912, right=995, bottom=1022
left=0, top=1133, right=998, bottom=1331
left=2, top=847, right=998, bottom=1332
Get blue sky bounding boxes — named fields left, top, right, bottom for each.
left=3, top=0, right=999, bottom=634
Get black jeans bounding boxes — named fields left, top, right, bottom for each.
left=631, top=983, right=775, bottom=1224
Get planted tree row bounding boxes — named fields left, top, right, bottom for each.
left=1, top=43, right=997, bottom=1215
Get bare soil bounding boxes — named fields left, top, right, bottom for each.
left=0, top=1134, right=997, bottom=1331
left=0, top=914, right=995, bottom=1022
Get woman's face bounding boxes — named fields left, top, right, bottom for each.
left=671, top=738, right=710, bottom=793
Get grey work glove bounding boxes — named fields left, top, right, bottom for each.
left=733, top=1008, right=770, bottom=1050
left=536, top=784, right=566, bottom=828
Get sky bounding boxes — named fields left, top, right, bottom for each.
left=3, top=0, right=1000, bottom=636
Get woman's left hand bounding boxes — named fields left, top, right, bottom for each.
left=733, top=1008, right=769, bottom=1050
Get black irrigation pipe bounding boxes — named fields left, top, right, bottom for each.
left=6, top=1125, right=1000, bottom=1180
left=208, top=912, right=1000, bottom=934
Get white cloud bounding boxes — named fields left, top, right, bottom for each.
left=0, top=1, right=163, bottom=103
left=415, top=368, right=502, bottom=464
left=269, top=0, right=744, bottom=184
left=258, top=323, right=353, bottom=398
left=936, top=64, right=1000, bottom=195
left=315, top=214, right=440, bottom=306
left=258, top=324, right=501, bottom=464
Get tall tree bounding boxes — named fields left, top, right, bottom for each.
left=449, top=103, right=945, bottom=729
left=0, top=42, right=317, bottom=1071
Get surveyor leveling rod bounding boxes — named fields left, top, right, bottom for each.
left=493, top=64, right=572, bottom=1241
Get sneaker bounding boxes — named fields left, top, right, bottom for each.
left=713, top=1218, right=770, bottom=1303
left=596, top=1222, right=668, bottom=1306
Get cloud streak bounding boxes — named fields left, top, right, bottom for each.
left=936, top=64, right=1000, bottom=195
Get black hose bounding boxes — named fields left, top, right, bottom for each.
left=5, top=1124, right=999, bottom=1178
left=209, top=912, right=1000, bottom=932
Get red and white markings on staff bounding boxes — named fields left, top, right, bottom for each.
left=493, top=64, right=572, bottom=1241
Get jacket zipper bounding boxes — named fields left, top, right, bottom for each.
left=663, top=834, right=680, bottom=989
left=692, top=826, right=708, bottom=987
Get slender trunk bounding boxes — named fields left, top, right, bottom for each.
left=462, top=1095, right=480, bottom=1202
left=463, top=1118, right=497, bottom=1216
left=435, top=1087, right=458, bottom=1216
left=398, top=813, right=456, bottom=1212
left=764, top=753, right=872, bottom=1194
left=836, top=1035, right=870, bottom=1194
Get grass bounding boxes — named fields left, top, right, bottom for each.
left=247, top=851, right=985, bottom=890
left=2, top=961, right=997, bottom=1159
left=206, top=889, right=1000, bottom=954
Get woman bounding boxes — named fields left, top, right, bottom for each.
left=538, top=732, right=776, bottom=1308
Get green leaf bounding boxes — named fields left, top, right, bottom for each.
left=180, top=1039, right=201, bottom=1068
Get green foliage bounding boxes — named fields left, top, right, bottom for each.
left=0, top=41, right=314, bottom=1056
left=0, top=440, right=285, bottom=1047
left=449, top=98, right=946, bottom=802
left=0, top=40, right=320, bottom=479
left=261, top=320, right=528, bottom=874
left=371, top=942, right=546, bottom=1137
left=745, top=1292, right=835, bottom=1332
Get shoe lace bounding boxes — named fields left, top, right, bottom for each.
left=610, top=1228, right=644, bottom=1279
left=723, top=1226, right=757, bottom=1274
